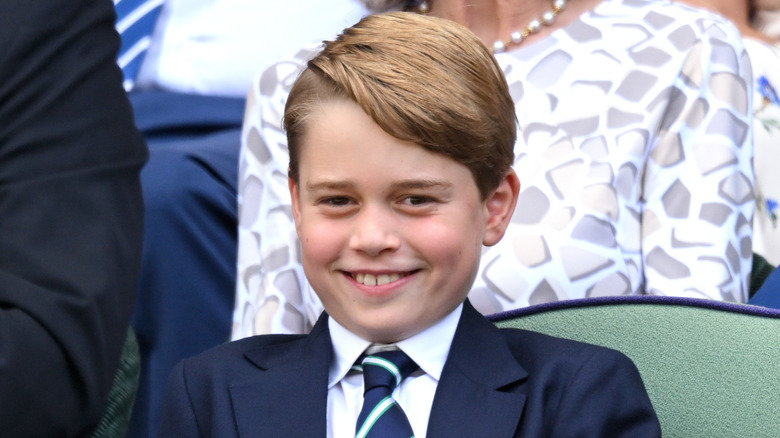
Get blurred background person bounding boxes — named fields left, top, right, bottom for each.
left=0, top=0, right=147, bottom=435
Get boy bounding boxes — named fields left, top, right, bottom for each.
left=158, top=12, right=660, bottom=437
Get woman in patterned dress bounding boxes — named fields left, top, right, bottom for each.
left=232, top=0, right=755, bottom=337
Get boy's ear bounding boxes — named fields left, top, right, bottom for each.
left=289, top=175, right=302, bottom=234
left=483, top=169, right=520, bottom=247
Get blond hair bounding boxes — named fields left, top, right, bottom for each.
left=284, top=12, right=517, bottom=199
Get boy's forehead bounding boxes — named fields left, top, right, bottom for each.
left=296, top=98, right=483, bottom=194
left=300, top=99, right=439, bottom=160
left=298, top=99, right=413, bottom=159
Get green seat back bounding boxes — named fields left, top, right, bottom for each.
left=490, top=296, right=780, bottom=437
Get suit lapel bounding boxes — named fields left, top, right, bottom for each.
left=229, top=313, right=333, bottom=438
left=427, top=301, right=528, bottom=438
left=225, top=302, right=528, bottom=437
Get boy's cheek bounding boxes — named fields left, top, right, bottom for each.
left=298, top=223, right=344, bottom=261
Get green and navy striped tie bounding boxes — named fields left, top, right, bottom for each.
left=354, top=350, right=418, bottom=438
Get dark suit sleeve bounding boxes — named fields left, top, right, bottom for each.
left=157, top=360, right=204, bottom=437
left=0, top=0, right=147, bottom=436
left=549, top=348, right=661, bottom=437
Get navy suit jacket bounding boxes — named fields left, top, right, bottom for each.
left=159, top=301, right=660, bottom=437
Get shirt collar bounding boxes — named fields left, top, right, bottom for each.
left=328, top=303, right=463, bottom=388
left=328, top=318, right=372, bottom=389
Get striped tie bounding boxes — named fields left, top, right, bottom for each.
left=114, top=0, right=163, bottom=91
left=355, top=350, right=419, bottom=438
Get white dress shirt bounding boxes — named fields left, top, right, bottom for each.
left=326, top=304, right=463, bottom=438
left=135, top=0, right=371, bottom=97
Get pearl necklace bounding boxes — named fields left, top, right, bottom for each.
left=412, top=0, right=568, bottom=54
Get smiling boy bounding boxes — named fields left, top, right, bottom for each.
left=158, top=12, right=660, bottom=437
left=290, top=97, right=511, bottom=344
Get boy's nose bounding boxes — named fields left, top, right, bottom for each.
left=348, top=205, right=401, bottom=257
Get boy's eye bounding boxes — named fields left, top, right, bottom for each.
left=320, top=196, right=351, bottom=206
left=401, top=195, right=434, bottom=206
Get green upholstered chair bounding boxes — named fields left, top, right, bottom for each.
left=89, top=328, right=141, bottom=438
left=488, top=296, right=780, bottom=437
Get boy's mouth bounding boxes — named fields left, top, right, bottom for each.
left=349, top=271, right=416, bottom=286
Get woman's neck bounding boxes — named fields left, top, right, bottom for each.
left=428, top=0, right=603, bottom=50
left=754, top=9, right=780, bottom=41
left=677, top=0, right=777, bottom=44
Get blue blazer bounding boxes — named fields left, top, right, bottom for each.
left=158, top=301, right=660, bottom=437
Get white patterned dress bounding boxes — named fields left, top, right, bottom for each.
left=231, top=0, right=754, bottom=338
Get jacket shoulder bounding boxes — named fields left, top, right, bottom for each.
left=498, top=327, right=636, bottom=372
left=178, top=333, right=309, bottom=378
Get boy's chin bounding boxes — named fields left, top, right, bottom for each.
left=345, top=319, right=424, bottom=345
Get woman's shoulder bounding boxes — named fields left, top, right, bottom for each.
left=588, top=0, right=743, bottom=42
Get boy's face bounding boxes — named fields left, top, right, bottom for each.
left=290, top=99, right=517, bottom=343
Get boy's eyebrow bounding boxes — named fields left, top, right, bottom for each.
left=392, top=179, right=454, bottom=191
left=305, top=180, right=354, bottom=192
left=305, top=179, right=453, bottom=192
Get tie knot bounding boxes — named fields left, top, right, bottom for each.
left=359, top=350, right=418, bottom=393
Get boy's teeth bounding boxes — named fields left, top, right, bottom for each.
left=363, top=274, right=377, bottom=286
left=354, top=273, right=401, bottom=286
